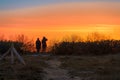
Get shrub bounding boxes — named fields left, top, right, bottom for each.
left=51, top=40, right=120, bottom=55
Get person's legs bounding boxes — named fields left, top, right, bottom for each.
left=42, top=47, right=46, bottom=52
left=37, top=48, right=40, bottom=53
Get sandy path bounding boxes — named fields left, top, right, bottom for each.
left=43, top=58, right=80, bottom=80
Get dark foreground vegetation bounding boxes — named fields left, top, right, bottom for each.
left=51, top=40, right=120, bottom=55
left=1, top=34, right=120, bottom=80
left=0, top=35, right=34, bottom=55
left=0, top=56, right=48, bottom=80
left=1, top=39, right=120, bottom=55
left=0, top=41, right=23, bottom=54
left=0, top=54, right=120, bottom=80
left=60, top=54, right=120, bottom=80
left=0, top=40, right=34, bottom=55
left=1, top=34, right=120, bottom=56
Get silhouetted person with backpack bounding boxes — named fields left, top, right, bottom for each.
left=42, top=36, right=48, bottom=52
left=36, top=38, right=41, bottom=53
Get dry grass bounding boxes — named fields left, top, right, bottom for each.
left=60, top=54, right=120, bottom=80
left=0, top=55, right=49, bottom=80
left=1, top=54, right=120, bottom=80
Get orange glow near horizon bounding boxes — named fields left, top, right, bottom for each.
left=0, top=2, right=120, bottom=45
left=0, top=25, right=120, bottom=42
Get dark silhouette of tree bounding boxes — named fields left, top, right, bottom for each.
left=16, top=34, right=34, bottom=53
left=51, top=40, right=120, bottom=55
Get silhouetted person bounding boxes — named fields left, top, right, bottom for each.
left=36, top=38, right=41, bottom=53
left=42, top=37, right=48, bottom=52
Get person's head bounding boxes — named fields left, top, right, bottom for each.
left=37, top=38, right=39, bottom=40
left=43, top=36, right=45, bottom=39
left=42, top=36, right=46, bottom=40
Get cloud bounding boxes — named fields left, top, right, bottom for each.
left=0, top=1, right=120, bottom=40
left=0, top=1, right=120, bottom=28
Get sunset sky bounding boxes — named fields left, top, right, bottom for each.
left=0, top=0, right=120, bottom=44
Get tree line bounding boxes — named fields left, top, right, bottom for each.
left=0, top=34, right=34, bottom=55
left=51, top=40, right=120, bottom=55
left=0, top=33, right=120, bottom=55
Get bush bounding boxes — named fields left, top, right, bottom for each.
left=0, top=41, right=24, bottom=55
left=0, top=41, right=11, bottom=54
left=51, top=40, right=120, bottom=55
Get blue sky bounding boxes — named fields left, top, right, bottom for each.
left=0, top=0, right=120, bottom=10
left=0, top=0, right=79, bottom=10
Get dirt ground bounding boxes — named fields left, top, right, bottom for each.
left=0, top=54, right=120, bottom=80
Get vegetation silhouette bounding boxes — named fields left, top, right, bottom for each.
left=0, top=34, right=34, bottom=55
left=0, top=41, right=23, bottom=55
left=1, top=34, right=120, bottom=80
left=51, top=39, right=120, bottom=55
left=0, top=33, right=120, bottom=55
left=51, top=33, right=120, bottom=55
